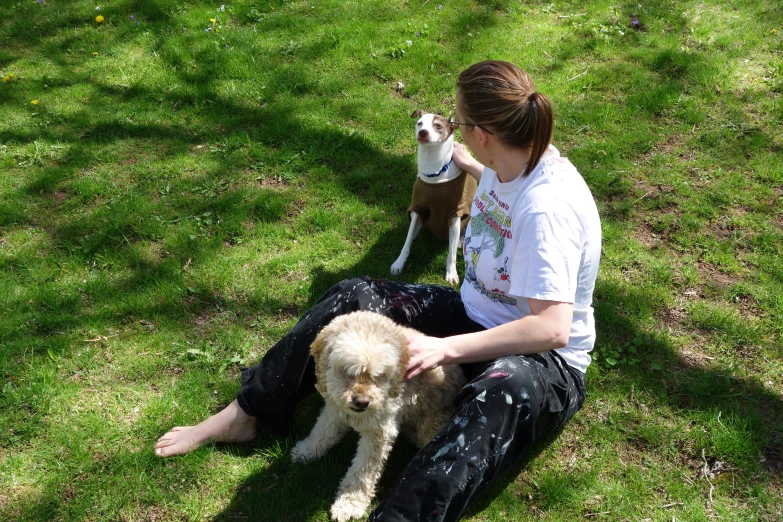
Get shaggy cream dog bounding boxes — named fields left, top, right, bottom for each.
left=290, top=311, right=466, bottom=522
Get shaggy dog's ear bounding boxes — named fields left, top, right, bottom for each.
left=411, top=109, right=423, bottom=119
left=389, top=331, right=410, bottom=398
left=310, top=330, right=329, bottom=395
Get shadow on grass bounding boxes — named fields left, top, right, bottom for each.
left=202, top=266, right=781, bottom=521
left=2, top=2, right=782, bottom=521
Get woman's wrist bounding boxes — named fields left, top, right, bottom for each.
left=465, top=162, right=484, bottom=181
left=440, top=336, right=461, bottom=365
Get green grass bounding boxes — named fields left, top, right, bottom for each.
left=1, top=0, right=782, bottom=520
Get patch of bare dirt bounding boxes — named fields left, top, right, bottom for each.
left=257, top=175, right=290, bottom=191
left=632, top=221, right=665, bottom=247
left=697, top=262, right=739, bottom=289
left=52, top=190, right=67, bottom=204
left=679, top=347, right=716, bottom=368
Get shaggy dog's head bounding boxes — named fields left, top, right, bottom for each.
left=310, top=311, right=409, bottom=415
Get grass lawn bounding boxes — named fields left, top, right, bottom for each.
left=1, top=0, right=782, bottom=520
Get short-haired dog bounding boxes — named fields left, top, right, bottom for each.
left=390, top=110, right=477, bottom=285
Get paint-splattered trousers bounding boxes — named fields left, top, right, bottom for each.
left=236, top=277, right=587, bottom=522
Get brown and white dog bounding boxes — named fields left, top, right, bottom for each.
left=390, top=110, right=477, bottom=285
left=290, top=311, right=465, bottom=522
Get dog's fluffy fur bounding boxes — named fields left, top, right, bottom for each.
left=290, top=311, right=466, bottom=522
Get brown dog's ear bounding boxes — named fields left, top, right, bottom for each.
left=411, top=109, right=423, bottom=119
left=389, top=330, right=411, bottom=398
left=310, top=331, right=329, bottom=395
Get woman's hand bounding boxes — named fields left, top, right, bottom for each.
left=404, top=333, right=450, bottom=380
left=453, top=142, right=483, bottom=181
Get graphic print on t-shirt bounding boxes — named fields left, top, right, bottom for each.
left=464, top=189, right=517, bottom=306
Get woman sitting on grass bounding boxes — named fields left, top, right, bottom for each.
left=156, top=60, right=601, bottom=522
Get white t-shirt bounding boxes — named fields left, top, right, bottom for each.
left=460, top=145, right=601, bottom=373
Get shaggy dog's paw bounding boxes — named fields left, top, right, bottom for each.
left=330, top=492, right=371, bottom=522
left=290, top=439, right=317, bottom=463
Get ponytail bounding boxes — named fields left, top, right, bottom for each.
left=523, top=92, right=554, bottom=177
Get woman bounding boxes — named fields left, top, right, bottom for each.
left=156, top=60, right=601, bottom=522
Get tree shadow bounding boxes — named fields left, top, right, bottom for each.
left=3, top=1, right=782, bottom=520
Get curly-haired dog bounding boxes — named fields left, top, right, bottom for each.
left=290, top=311, right=466, bottom=522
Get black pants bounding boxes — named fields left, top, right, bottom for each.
left=237, top=277, right=586, bottom=522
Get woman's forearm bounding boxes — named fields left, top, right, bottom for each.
left=463, top=161, right=483, bottom=182
left=442, top=300, right=573, bottom=364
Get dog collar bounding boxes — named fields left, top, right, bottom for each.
left=421, top=157, right=453, bottom=178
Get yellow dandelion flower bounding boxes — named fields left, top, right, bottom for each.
left=2, top=74, right=13, bottom=83
left=210, top=18, right=216, bottom=23
left=31, top=99, right=40, bottom=105
left=772, top=29, right=778, bottom=34
left=96, top=15, right=104, bottom=23
left=93, top=52, right=99, bottom=56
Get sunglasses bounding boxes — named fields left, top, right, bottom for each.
left=447, top=115, right=495, bottom=135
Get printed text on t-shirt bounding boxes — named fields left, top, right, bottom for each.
left=474, top=190, right=513, bottom=239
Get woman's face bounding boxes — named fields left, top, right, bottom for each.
left=455, top=90, right=487, bottom=163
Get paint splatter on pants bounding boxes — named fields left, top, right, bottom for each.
left=236, top=277, right=586, bottom=522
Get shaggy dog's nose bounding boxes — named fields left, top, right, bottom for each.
left=351, top=395, right=371, bottom=411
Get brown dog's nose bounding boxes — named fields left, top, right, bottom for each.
left=351, top=395, right=370, bottom=411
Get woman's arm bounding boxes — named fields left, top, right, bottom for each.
left=453, top=142, right=483, bottom=182
left=405, top=298, right=573, bottom=380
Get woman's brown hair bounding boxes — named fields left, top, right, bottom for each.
left=457, top=60, right=554, bottom=177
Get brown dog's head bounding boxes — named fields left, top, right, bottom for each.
left=310, top=311, right=409, bottom=415
left=411, top=109, right=457, bottom=145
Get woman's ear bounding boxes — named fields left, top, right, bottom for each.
left=475, top=126, right=491, bottom=148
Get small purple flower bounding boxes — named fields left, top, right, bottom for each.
left=38, top=0, right=44, bottom=4
left=632, top=19, right=639, bottom=27
left=438, top=4, right=443, bottom=9
left=225, top=44, right=229, bottom=49
left=130, top=14, right=135, bottom=21
left=415, top=31, right=420, bottom=37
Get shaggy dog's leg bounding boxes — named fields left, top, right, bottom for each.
left=445, top=215, right=461, bottom=285
left=391, top=211, right=422, bottom=275
left=291, top=406, right=349, bottom=463
left=331, top=422, right=398, bottom=522
left=415, top=411, right=453, bottom=448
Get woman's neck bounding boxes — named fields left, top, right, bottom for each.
left=490, top=144, right=533, bottom=183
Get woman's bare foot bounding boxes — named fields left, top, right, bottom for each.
left=155, top=399, right=258, bottom=457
